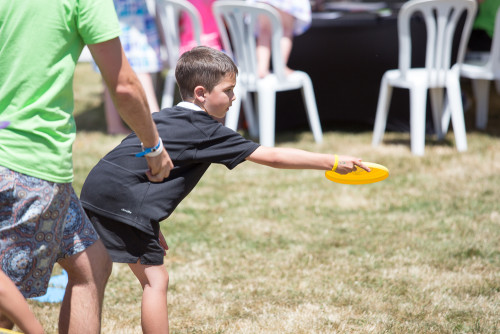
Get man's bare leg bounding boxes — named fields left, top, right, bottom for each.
left=57, top=240, right=112, bottom=334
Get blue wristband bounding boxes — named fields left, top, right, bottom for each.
left=135, top=138, right=162, bottom=157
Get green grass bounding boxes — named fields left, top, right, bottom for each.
left=26, top=63, right=500, bottom=333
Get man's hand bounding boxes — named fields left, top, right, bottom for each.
left=145, top=150, right=174, bottom=182
left=335, top=155, right=371, bottom=175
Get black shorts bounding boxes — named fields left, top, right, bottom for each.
left=85, top=210, right=165, bottom=265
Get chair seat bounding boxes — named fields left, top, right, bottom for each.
left=384, top=68, right=461, bottom=89
left=241, top=71, right=313, bottom=92
left=461, top=63, right=497, bottom=80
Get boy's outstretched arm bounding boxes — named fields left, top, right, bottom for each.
left=246, top=147, right=370, bottom=174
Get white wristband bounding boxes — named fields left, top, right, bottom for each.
left=135, top=138, right=163, bottom=157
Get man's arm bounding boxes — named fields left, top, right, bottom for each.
left=246, top=146, right=369, bottom=174
left=88, top=38, right=173, bottom=181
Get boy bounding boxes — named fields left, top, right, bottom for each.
left=80, top=46, right=368, bottom=333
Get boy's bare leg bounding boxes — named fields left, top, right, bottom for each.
left=57, top=240, right=112, bottom=334
left=129, top=261, right=169, bottom=334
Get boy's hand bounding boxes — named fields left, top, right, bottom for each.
left=159, top=230, right=169, bottom=256
left=335, top=155, right=371, bottom=175
left=146, top=150, right=174, bottom=182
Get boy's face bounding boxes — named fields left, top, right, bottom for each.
left=203, top=74, right=236, bottom=119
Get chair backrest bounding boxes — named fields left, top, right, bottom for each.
left=212, top=1, right=285, bottom=86
left=397, top=0, right=477, bottom=82
left=156, top=0, right=202, bottom=68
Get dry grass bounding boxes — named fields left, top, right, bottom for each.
left=24, top=63, right=500, bottom=333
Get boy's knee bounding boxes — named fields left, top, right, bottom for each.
left=154, top=270, right=169, bottom=291
left=146, top=267, right=169, bottom=292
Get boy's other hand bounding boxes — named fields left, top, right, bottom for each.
left=159, top=230, right=169, bottom=256
left=335, top=156, right=371, bottom=175
left=146, top=150, right=174, bottom=182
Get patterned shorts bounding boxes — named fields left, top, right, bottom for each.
left=0, top=167, right=100, bottom=298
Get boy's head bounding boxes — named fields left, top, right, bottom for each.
left=175, top=46, right=239, bottom=119
left=175, top=46, right=238, bottom=101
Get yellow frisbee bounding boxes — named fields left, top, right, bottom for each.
left=325, top=162, right=389, bottom=185
left=0, top=328, right=22, bottom=334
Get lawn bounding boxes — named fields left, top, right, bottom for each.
left=26, top=63, right=500, bottom=333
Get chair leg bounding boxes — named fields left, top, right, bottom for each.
left=299, top=73, right=323, bottom=144
left=409, top=85, right=428, bottom=156
left=161, top=71, right=176, bottom=109
left=471, top=79, right=490, bottom=130
left=430, top=87, right=445, bottom=140
left=225, top=94, right=241, bottom=131
left=256, top=85, right=277, bottom=147
left=242, top=92, right=259, bottom=138
left=441, top=94, right=451, bottom=135
left=372, top=76, right=393, bottom=147
left=447, top=78, right=468, bottom=152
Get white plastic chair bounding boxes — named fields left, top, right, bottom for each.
left=371, top=0, right=477, bottom=156
left=213, top=1, right=323, bottom=147
left=459, top=7, right=500, bottom=130
left=156, top=0, right=202, bottom=109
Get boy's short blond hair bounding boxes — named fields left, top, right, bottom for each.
left=175, top=46, right=238, bottom=100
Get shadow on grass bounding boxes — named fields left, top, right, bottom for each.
left=382, top=137, right=455, bottom=149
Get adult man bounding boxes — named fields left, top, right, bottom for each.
left=0, top=0, right=173, bottom=332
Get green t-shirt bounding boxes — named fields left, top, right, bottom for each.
left=473, top=0, right=500, bottom=38
left=0, top=0, right=121, bottom=183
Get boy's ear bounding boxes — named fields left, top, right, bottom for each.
left=194, top=86, right=206, bottom=103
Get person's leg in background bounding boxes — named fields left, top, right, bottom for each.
left=104, top=71, right=159, bottom=134
left=138, top=72, right=160, bottom=114
left=256, top=8, right=296, bottom=78
left=277, top=9, right=296, bottom=76
left=256, top=13, right=272, bottom=79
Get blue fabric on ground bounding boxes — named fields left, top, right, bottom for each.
left=48, top=270, right=68, bottom=288
left=31, top=270, right=68, bottom=303
left=31, top=287, right=66, bottom=303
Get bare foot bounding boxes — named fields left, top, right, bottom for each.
left=285, top=66, right=295, bottom=76
left=258, top=68, right=270, bottom=78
